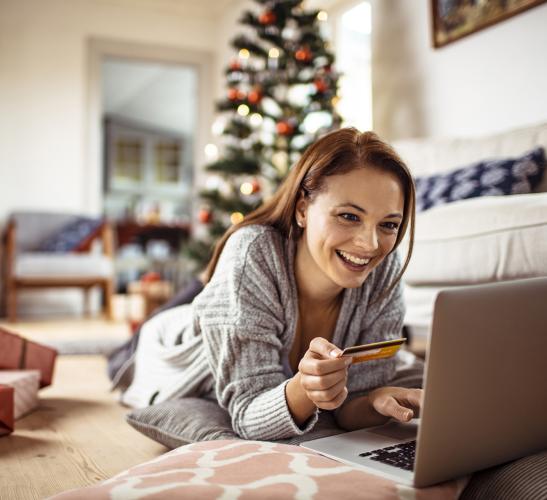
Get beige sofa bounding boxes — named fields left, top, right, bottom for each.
left=393, top=122, right=547, bottom=338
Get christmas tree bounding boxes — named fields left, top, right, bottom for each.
left=187, top=0, right=342, bottom=270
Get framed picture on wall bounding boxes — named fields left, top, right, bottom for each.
left=431, top=0, right=547, bottom=48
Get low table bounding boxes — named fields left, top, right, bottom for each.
left=0, top=355, right=166, bottom=499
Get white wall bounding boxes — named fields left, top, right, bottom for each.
left=371, top=0, right=547, bottom=140
left=0, top=0, right=218, bottom=223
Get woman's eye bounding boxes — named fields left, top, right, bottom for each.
left=339, top=213, right=359, bottom=222
left=382, top=221, right=400, bottom=231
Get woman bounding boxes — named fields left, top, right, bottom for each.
left=123, top=128, right=423, bottom=441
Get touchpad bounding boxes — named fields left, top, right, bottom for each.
left=368, top=420, right=418, bottom=440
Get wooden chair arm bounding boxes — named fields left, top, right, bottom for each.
left=2, top=219, right=16, bottom=282
left=100, top=221, right=114, bottom=257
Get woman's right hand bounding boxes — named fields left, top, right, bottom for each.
left=298, top=337, right=352, bottom=410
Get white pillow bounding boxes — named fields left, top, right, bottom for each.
left=401, top=193, right=547, bottom=285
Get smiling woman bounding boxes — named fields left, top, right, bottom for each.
left=122, top=128, right=423, bottom=443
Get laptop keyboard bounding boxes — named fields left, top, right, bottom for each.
left=359, top=440, right=416, bottom=471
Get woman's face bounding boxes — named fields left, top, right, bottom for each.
left=296, top=166, right=404, bottom=295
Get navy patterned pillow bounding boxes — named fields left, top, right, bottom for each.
left=38, top=217, right=104, bottom=252
left=415, top=147, right=546, bottom=212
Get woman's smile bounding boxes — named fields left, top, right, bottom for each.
left=335, top=249, right=372, bottom=269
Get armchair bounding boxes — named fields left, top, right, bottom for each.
left=1, top=211, right=115, bottom=322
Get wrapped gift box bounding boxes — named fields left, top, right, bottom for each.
left=0, top=370, right=40, bottom=419
left=0, top=384, right=15, bottom=437
left=0, top=327, right=57, bottom=387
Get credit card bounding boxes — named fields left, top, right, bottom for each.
left=340, top=337, right=407, bottom=364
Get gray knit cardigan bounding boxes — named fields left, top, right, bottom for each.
left=122, top=224, right=418, bottom=441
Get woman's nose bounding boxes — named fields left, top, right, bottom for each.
left=355, top=226, right=379, bottom=251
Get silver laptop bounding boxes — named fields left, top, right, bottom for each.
left=301, top=277, right=547, bottom=488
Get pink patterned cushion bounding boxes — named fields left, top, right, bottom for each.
left=49, top=440, right=467, bottom=499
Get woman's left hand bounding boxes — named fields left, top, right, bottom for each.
left=368, top=387, right=423, bottom=422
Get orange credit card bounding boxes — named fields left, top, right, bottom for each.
left=340, top=337, right=407, bottom=364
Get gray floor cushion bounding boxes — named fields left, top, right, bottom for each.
left=126, top=397, right=345, bottom=449
left=126, top=397, right=237, bottom=449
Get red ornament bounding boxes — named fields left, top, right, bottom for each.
left=229, top=59, right=242, bottom=71
left=259, top=11, right=276, bottom=25
left=247, top=88, right=263, bottom=104
left=251, top=179, right=261, bottom=194
left=227, top=88, right=239, bottom=101
left=227, top=88, right=246, bottom=101
left=198, top=209, right=212, bottom=224
left=276, top=121, right=294, bottom=136
left=314, top=78, right=328, bottom=93
left=141, top=271, right=161, bottom=283
left=295, top=46, right=312, bottom=62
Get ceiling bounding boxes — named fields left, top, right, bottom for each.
left=94, top=0, right=241, bottom=18
left=94, top=0, right=336, bottom=18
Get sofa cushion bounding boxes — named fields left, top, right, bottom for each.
left=15, top=253, right=113, bottom=278
left=402, top=192, right=547, bottom=286
left=11, top=212, right=79, bottom=252
left=36, top=216, right=104, bottom=252
left=403, top=284, right=444, bottom=330
left=414, top=148, right=545, bottom=211
left=393, top=121, right=547, bottom=193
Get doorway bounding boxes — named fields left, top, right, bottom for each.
left=87, top=39, right=213, bottom=299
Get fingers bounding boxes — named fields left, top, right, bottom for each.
left=299, top=361, right=349, bottom=407
left=306, top=377, right=346, bottom=401
left=400, top=388, right=422, bottom=409
left=415, top=388, right=424, bottom=406
left=299, top=337, right=350, bottom=376
left=300, top=369, right=346, bottom=391
left=374, top=396, right=413, bottom=422
left=299, top=352, right=351, bottom=376
left=309, top=337, right=343, bottom=359
left=303, top=374, right=346, bottom=400
left=371, top=388, right=424, bottom=422
left=298, top=337, right=350, bottom=411
left=315, top=386, right=348, bottom=411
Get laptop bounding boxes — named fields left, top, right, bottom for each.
left=301, top=277, right=547, bottom=488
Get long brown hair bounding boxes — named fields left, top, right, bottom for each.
left=203, top=128, right=415, bottom=297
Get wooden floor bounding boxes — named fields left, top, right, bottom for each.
left=0, top=354, right=166, bottom=499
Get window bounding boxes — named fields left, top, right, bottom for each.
left=155, top=142, right=182, bottom=184
left=333, top=1, right=372, bottom=131
left=114, top=139, right=143, bottom=182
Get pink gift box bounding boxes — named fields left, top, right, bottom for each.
left=0, top=370, right=40, bottom=419
left=0, top=327, right=57, bottom=387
